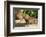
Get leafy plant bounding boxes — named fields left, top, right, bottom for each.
left=22, top=9, right=38, bottom=18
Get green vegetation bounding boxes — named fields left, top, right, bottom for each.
left=23, top=9, right=38, bottom=18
